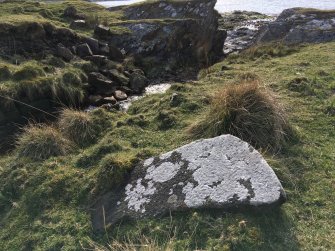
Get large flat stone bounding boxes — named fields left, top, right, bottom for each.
left=92, top=135, right=286, bottom=230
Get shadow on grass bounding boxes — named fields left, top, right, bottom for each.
left=103, top=207, right=300, bottom=251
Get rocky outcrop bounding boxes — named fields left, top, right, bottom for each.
left=0, top=19, right=148, bottom=152
left=219, top=11, right=274, bottom=54
left=92, top=135, right=286, bottom=230
left=257, top=8, right=335, bottom=44
left=107, top=0, right=226, bottom=78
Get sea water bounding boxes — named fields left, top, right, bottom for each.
left=96, top=0, right=335, bottom=14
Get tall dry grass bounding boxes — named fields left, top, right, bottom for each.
left=189, top=81, right=291, bottom=151
left=58, top=109, right=97, bottom=147
left=16, top=124, right=73, bottom=160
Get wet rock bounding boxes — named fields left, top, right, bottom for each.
left=129, top=72, right=149, bottom=94
left=113, top=90, right=128, bottom=101
left=102, top=96, right=117, bottom=105
left=88, top=72, right=117, bottom=95
left=257, top=8, right=335, bottom=44
left=92, top=135, right=286, bottom=229
left=89, top=95, right=117, bottom=106
left=76, top=43, right=93, bottom=58
left=56, top=44, right=74, bottom=62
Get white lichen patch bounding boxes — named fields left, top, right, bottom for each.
left=145, top=162, right=180, bottom=183
left=175, top=135, right=284, bottom=207
left=125, top=179, right=156, bottom=212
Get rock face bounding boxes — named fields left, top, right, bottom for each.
left=92, top=135, right=286, bottom=230
left=108, top=0, right=226, bottom=77
left=219, top=11, right=274, bottom=54
left=257, top=8, right=335, bottom=44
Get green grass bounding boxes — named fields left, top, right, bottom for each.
left=0, top=0, right=125, bottom=35
left=0, top=40, right=335, bottom=250
left=0, top=60, right=86, bottom=111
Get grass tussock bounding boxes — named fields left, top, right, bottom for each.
left=189, top=81, right=290, bottom=151
left=58, top=109, right=97, bottom=147
left=16, top=124, right=73, bottom=160
left=13, top=63, right=46, bottom=81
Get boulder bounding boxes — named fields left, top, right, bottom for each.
left=129, top=72, right=148, bottom=94
left=99, top=42, right=110, bottom=55
left=56, top=44, right=74, bottom=62
left=256, top=8, right=335, bottom=44
left=85, top=37, right=100, bottom=54
left=108, top=44, right=124, bottom=62
left=108, top=0, right=225, bottom=74
left=76, top=43, right=93, bottom=58
left=113, top=90, right=128, bottom=101
left=53, top=27, right=77, bottom=42
left=86, top=55, right=108, bottom=67
left=88, top=72, right=117, bottom=95
left=63, top=6, right=77, bottom=18
left=70, top=20, right=87, bottom=29
left=94, top=24, right=111, bottom=38
left=92, top=135, right=286, bottom=229
left=106, top=69, right=129, bottom=86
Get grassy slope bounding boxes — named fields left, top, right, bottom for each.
left=0, top=0, right=125, bottom=35
left=0, top=39, right=334, bottom=250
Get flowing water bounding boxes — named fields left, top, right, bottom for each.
left=96, top=0, right=335, bottom=14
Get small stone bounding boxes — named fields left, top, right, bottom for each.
left=113, top=90, right=128, bottom=101
left=102, top=96, right=117, bottom=105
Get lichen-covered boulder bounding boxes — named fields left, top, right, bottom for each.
left=256, top=8, right=335, bottom=44
left=92, top=135, right=286, bottom=230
